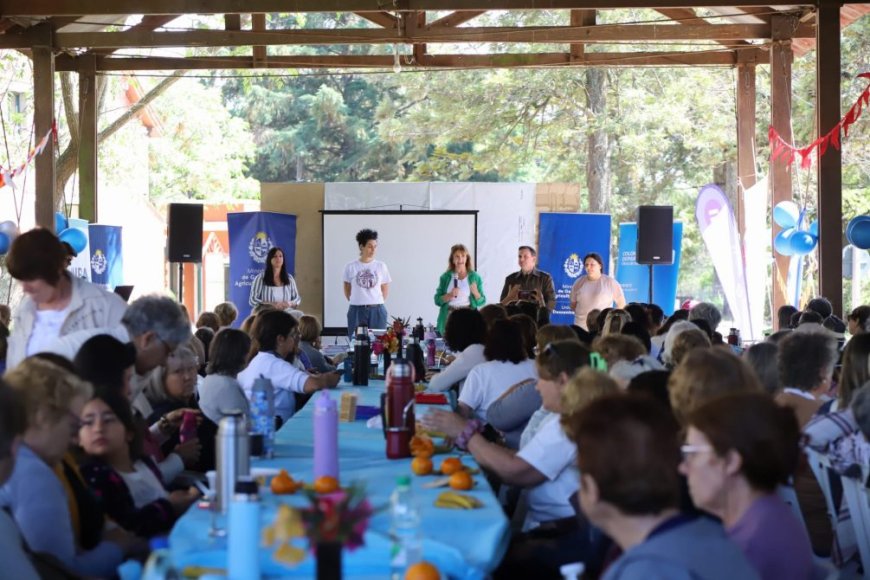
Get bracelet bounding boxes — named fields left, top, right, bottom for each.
left=158, top=415, right=171, bottom=434
left=455, top=419, right=483, bottom=451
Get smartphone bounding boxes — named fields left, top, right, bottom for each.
left=518, top=290, right=534, bottom=301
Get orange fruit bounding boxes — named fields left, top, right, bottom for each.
left=440, top=457, right=463, bottom=475
left=270, top=469, right=297, bottom=495
left=448, top=471, right=473, bottom=491
left=410, top=435, right=434, bottom=458
left=405, top=561, right=440, bottom=580
left=313, top=475, right=340, bottom=494
left=411, top=456, right=433, bottom=476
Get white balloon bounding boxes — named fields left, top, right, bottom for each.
left=0, top=220, right=18, bottom=240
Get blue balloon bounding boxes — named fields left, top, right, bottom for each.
left=808, top=221, right=819, bottom=238
left=847, top=216, right=870, bottom=250
left=773, top=201, right=800, bottom=229
left=774, top=229, right=796, bottom=256
left=0, top=232, right=9, bottom=254
left=58, top=227, right=87, bottom=254
left=54, top=212, right=68, bottom=233
left=789, top=231, right=817, bottom=255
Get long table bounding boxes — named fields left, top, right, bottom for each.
left=169, top=380, right=510, bottom=579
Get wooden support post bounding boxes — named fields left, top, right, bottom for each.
left=78, top=54, right=98, bottom=222
left=770, top=15, right=795, bottom=324
left=224, top=14, right=241, bottom=31
left=32, top=24, right=56, bottom=231
left=570, top=10, right=596, bottom=60
left=252, top=13, right=266, bottom=63
left=406, top=11, right=427, bottom=64
left=735, top=63, right=756, bottom=237
left=816, top=0, right=842, bottom=316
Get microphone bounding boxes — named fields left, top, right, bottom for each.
left=453, top=275, right=459, bottom=289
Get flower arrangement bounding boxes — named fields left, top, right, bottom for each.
left=375, top=316, right=410, bottom=355
left=300, top=482, right=375, bottom=552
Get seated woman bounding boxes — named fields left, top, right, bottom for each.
left=427, top=308, right=487, bottom=393
left=79, top=389, right=200, bottom=538
left=137, top=345, right=215, bottom=473
left=298, top=315, right=337, bottom=374
left=238, top=310, right=340, bottom=421
left=199, top=329, right=252, bottom=424
left=681, top=392, right=813, bottom=580
left=487, top=324, right=579, bottom=449
left=566, top=395, right=759, bottom=580
left=456, top=318, right=537, bottom=422
left=0, top=358, right=138, bottom=578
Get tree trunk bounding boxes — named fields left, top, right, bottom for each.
left=585, top=68, right=611, bottom=214
left=55, top=71, right=186, bottom=201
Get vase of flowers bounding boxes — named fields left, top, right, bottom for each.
left=301, top=483, right=375, bottom=580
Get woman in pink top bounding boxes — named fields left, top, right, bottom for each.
left=569, top=253, right=625, bottom=330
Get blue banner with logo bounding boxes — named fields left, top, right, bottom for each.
left=615, top=222, right=683, bottom=315
left=538, top=213, right=612, bottom=326
left=228, top=211, right=297, bottom=326
left=87, top=224, right=123, bottom=288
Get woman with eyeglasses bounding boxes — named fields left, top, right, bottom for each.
left=0, top=358, right=141, bottom=578
left=238, top=310, right=340, bottom=421
left=681, top=393, right=813, bottom=580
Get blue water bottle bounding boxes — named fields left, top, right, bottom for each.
left=227, top=478, right=260, bottom=580
left=250, top=375, right=275, bottom=458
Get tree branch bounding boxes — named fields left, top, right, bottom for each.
left=59, top=72, right=78, bottom=150
left=99, top=71, right=186, bottom=142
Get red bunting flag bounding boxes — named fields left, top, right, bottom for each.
left=769, top=73, right=870, bottom=170
left=0, top=120, right=58, bottom=189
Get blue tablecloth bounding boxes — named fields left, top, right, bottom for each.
left=169, top=380, right=510, bottom=579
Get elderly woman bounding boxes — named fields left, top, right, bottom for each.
left=433, top=244, right=486, bottom=335
left=0, top=358, right=138, bottom=578
left=569, top=252, right=626, bottom=330
left=682, top=393, right=813, bottom=580
left=5, top=228, right=127, bottom=369
left=249, top=247, right=301, bottom=311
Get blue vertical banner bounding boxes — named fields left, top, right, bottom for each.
left=615, top=222, right=683, bottom=315
left=66, top=217, right=92, bottom=281
left=87, top=225, right=123, bottom=289
left=538, top=213, right=612, bottom=326
left=228, top=211, right=297, bottom=325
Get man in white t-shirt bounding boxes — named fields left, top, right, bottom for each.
left=343, top=229, right=392, bottom=336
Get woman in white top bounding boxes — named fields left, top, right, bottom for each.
left=457, top=318, right=537, bottom=421
left=237, top=310, right=340, bottom=421
left=248, top=247, right=301, bottom=311
left=427, top=308, right=488, bottom=392
left=569, top=252, right=626, bottom=330
left=343, top=229, right=391, bottom=336
left=6, top=228, right=128, bottom=369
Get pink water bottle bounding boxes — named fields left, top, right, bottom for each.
left=313, top=392, right=339, bottom=480
left=179, top=411, right=198, bottom=443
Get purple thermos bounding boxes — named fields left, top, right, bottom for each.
left=313, top=391, right=339, bottom=480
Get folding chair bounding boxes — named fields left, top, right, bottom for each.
left=805, top=448, right=841, bottom=535
left=840, top=463, right=870, bottom=579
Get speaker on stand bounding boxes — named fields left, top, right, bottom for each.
left=636, top=205, right=674, bottom=305
left=167, top=203, right=203, bottom=303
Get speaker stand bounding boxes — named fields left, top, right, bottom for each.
left=647, top=264, right=654, bottom=304
left=177, top=262, right=184, bottom=303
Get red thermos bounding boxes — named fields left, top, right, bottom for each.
left=380, top=358, right=416, bottom=459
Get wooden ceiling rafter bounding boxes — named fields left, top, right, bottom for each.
left=428, top=10, right=487, bottom=27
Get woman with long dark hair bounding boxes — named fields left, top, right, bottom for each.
left=248, top=247, right=301, bottom=311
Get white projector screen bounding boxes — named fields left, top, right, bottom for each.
left=322, top=211, right=478, bottom=333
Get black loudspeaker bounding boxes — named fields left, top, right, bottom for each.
left=637, top=205, right=674, bottom=265
left=167, top=203, right=203, bottom=263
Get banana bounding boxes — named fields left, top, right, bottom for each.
left=434, top=491, right=483, bottom=509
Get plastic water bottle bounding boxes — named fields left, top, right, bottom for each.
left=250, top=375, right=275, bottom=458
left=425, top=325, right=437, bottom=368
left=227, top=478, right=260, bottom=580
left=141, top=537, right=179, bottom=580
left=313, top=391, right=339, bottom=480
left=389, top=475, right=422, bottom=579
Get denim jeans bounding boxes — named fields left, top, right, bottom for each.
left=347, top=304, right=388, bottom=337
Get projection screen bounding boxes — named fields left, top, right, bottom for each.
left=322, top=211, right=478, bottom=334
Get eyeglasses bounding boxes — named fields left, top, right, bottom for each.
left=680, top=444, right=714, bottom=460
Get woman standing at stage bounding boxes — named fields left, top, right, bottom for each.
left=248, top=247, right=301, bottom=311
left=343, top=229, right=391, bottom=333
left=569, top=252, right=626, bottom=331
left=434, top=244, right=486, bottom=335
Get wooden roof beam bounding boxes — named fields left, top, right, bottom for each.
left=355, top=12, right=399, bottom=28
left=428, top=10, right=487, bottom=28
left=570, top=10, right=596, bottom=59
left=0, top=23, right=815, bottom=50
left=54, top=48, right=768, bottom=71
left=0, top=0, right=827, bottom=18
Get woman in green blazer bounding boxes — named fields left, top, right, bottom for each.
left=434, top=244, right=486, bottom=334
